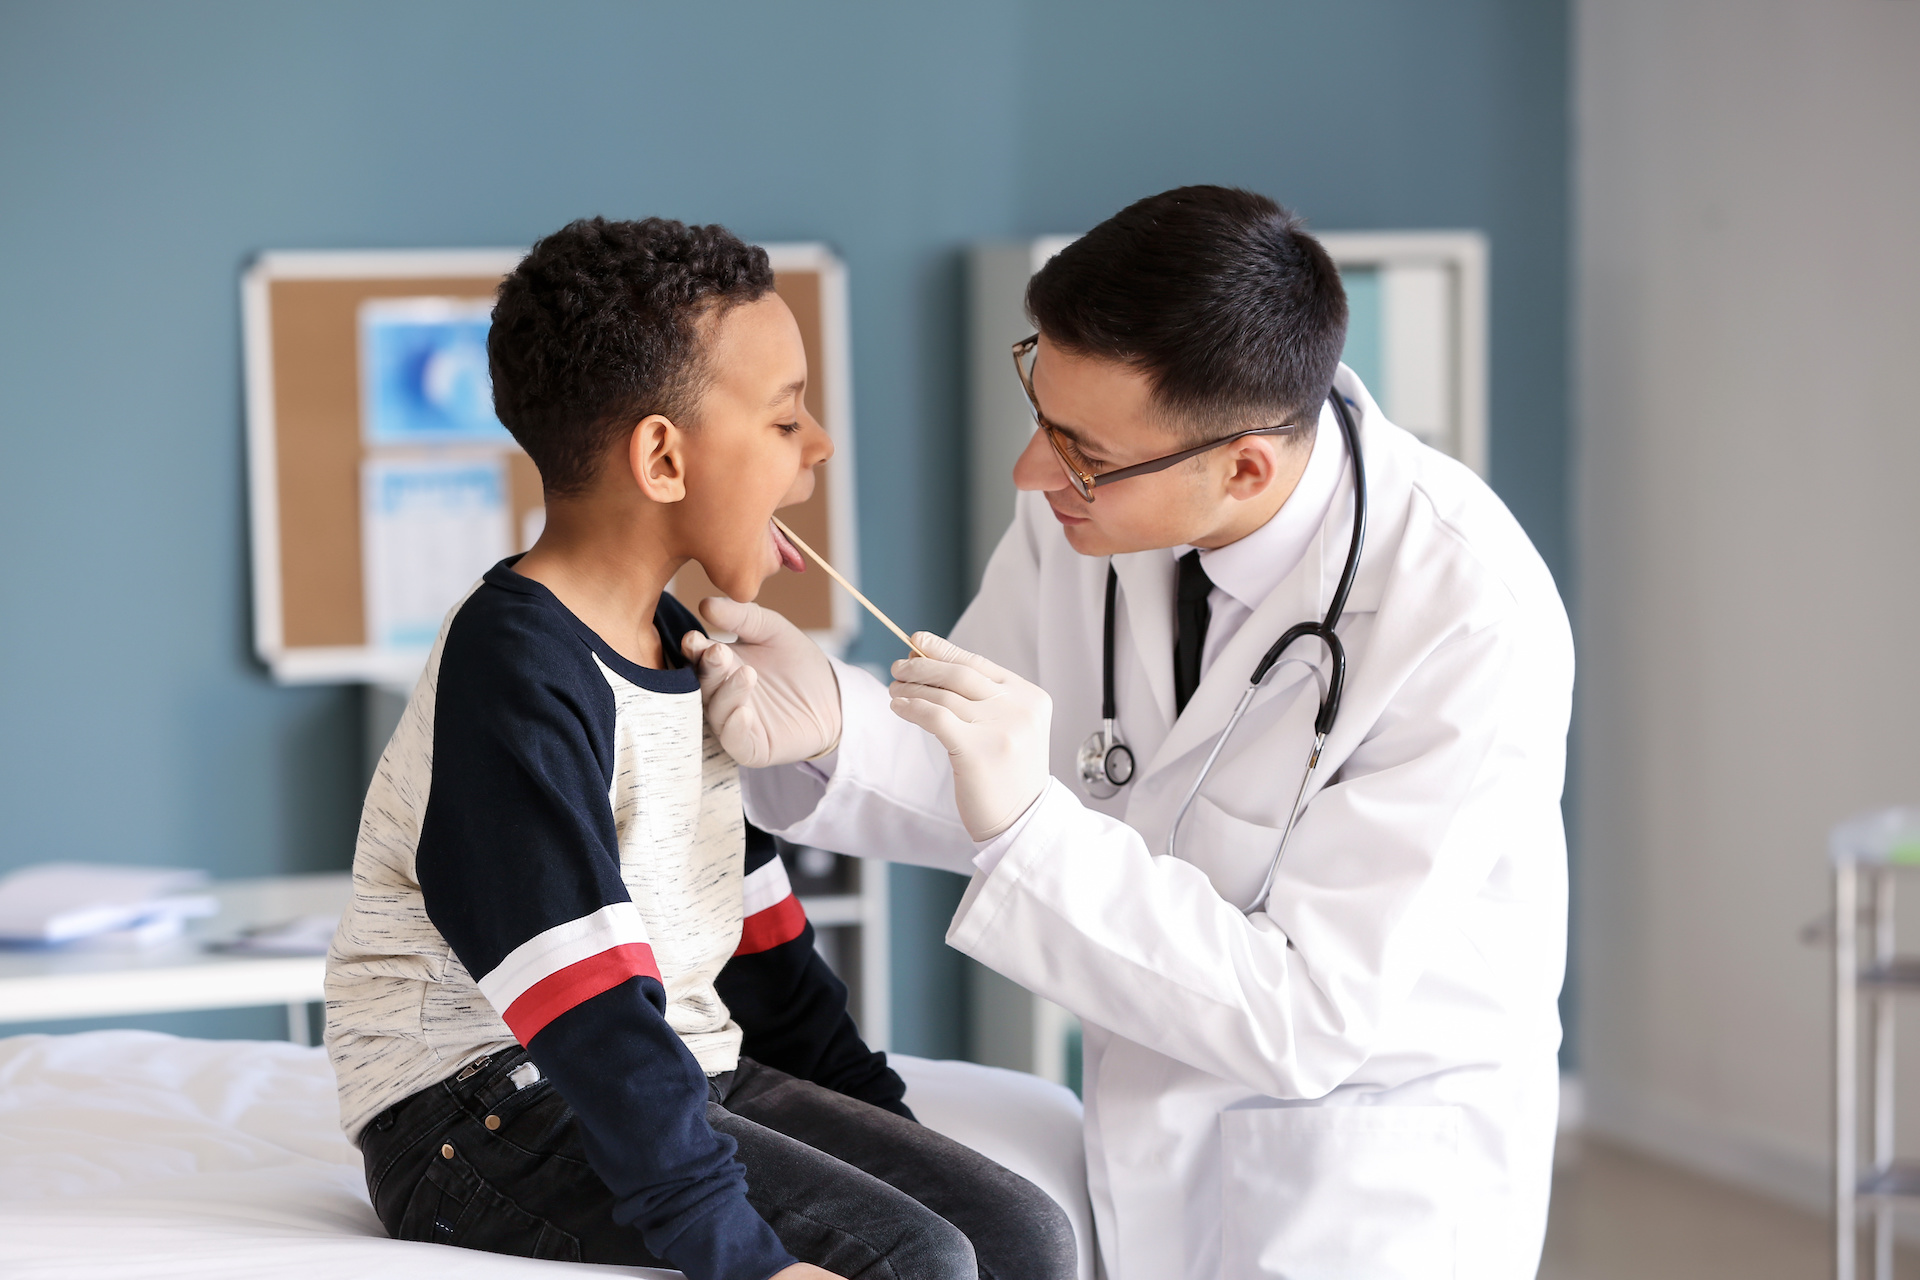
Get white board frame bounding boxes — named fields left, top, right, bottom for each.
left=242, top=244, right=860, bottom=685
left=1315, top=230, right=1490, bottom=478
left=762, top=242, right=862, bottom=659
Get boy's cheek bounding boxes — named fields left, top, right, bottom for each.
left=778, top=464, right=817, bottom=508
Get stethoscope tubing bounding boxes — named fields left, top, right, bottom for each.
left=1102, top=388, right=1368, bottom=913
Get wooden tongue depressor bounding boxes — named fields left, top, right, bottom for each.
left=771, top=516, right=928, bottom=659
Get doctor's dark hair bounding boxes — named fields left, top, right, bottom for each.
left=1025, top=186, right=1347, bottom=443
left=489, top=216, right=775, bottom=496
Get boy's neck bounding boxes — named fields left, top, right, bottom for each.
left=513, top=498, right=683, bottom=670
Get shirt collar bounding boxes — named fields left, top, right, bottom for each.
left=1175, top=397, right=1346, bottom=613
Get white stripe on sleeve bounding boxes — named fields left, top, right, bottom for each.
left=475, top=901, right=653, bottom=1012
left=741, top=856, right=794, bottom=917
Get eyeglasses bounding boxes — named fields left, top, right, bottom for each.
left=1011, top=334, right=1304, bottom=503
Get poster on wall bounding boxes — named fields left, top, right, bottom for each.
left=360, top=456, right=511, bottom=651
left=358, top=297, right=512, bottom=446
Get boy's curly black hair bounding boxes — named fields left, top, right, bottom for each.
left=488, top=216, right=775, bottom=496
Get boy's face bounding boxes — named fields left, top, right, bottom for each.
left=671, top=294, right=833, bottom=600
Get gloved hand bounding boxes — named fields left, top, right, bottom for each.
left=682, top=597, right=842, bottom=768
left=888, top=632, right=1052, bottom=841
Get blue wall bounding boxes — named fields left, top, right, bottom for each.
left=0, top=1, right=1569, bottom=1056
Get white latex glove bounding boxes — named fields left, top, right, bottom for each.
left=681, top=597, right=841, bottom=768
left=887, top=632, right=1052, bottom=842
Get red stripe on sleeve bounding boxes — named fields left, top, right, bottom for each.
left=500, top=942, right=661, bottom=1044
left=734, top=895, right=807, bottom=956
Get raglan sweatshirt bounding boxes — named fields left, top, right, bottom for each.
left=325, top=558, right=905, bottom=1280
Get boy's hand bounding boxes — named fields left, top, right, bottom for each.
left=683, top=598, right=842, bottom=768
left=771, top=1266, right=850, bottom=1280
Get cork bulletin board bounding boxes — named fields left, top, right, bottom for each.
left=242, top=244, right=858, bottom=684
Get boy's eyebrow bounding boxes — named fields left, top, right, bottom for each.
left=768, top=380, right=806, bottom=409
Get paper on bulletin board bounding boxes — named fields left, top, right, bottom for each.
left=361, top=457, right=510, bottom=650
left=358, top=296, right=513, bottom=446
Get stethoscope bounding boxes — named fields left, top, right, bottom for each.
left=1076, top=389, right=1368, bottom=912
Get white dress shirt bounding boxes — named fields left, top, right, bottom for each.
left=1174, top=396, right=1346, bottom=683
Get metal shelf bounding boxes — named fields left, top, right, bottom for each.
left=1858, top=1163, right=1920, bottom=1199
left=1833, top=811, right=1920, bottom=1280
left=778, top=842, right=889, bottom=1050
left=796, top=893, right=863, bottom=928
left=1859, top=961, right=1920, bottom=991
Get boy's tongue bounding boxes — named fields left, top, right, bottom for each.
left=770, top=520, right=806, bottom=573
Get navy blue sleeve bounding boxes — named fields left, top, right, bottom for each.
left=416, top=587, right=794, bottom=1280
left=716, top=824, right=912, bottom=1119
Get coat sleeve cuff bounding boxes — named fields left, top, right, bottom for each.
left=971, top=788, right=1047, bottom=876
left=743, top=659, right=976, bottom=873
left=740, top=657, right=885, bottom=834
left=948, top=777, right=1082, bottom=953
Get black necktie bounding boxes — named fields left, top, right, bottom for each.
left=1174, top=550, right=1213, bottom=716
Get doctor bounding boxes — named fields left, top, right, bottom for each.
left=685, top=186, right=1573, bottom=1279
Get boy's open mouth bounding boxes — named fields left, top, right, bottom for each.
left=770, top=519, right=806, bottom=573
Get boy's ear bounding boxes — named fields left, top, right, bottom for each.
left=627, top=415, right=687, bottom=503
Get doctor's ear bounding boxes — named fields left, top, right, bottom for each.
left=1220, top=434, right=1287, bottom=502
left=626, top=415, right=688, bottom=503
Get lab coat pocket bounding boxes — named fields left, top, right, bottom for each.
left=1180, top=794, right=1284, bottom=910
left=1221, top=1102, right=1461, bottom=1280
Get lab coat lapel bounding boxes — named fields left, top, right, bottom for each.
left=1141, top=520, right=1328, bottom=783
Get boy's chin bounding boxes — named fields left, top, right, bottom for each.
left=699, top=558, right=779, bottom=604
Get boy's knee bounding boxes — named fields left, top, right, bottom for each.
left=895, top=1211, right=976, bottom=1280
left=976, top=1180, right=1078, bottom=1280
left=1023, top=1193, right=1078, bottom=1279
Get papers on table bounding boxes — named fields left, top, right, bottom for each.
left=215, top=914, right=339, bottom=957
left=0, top=864, right=216, bottom=946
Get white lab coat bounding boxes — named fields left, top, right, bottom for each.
left=743, top=368, right=1573, bottom=1280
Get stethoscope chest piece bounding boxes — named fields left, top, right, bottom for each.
left=1078, top=721, right=1134, bottom=798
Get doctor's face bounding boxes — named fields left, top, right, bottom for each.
left=1011, top=335, right=1292, bottom=556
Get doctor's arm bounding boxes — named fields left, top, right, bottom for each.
left=677, top=596, right=971, bottom=874
left=893, top=616, right=1548, bottom=1102
left=695, top=494, right=1051, bottom=876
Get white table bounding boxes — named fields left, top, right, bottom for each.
left=0, top=874, right=351, bottom=1044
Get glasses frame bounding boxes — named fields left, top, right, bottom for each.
left=1011, top=334, right=1305, bottom=503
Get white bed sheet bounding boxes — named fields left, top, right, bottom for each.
left=0, top=1031, right=1094, bottom=1280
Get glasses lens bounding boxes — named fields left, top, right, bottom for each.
left=1013, top=342, right=1038, bottom=400
left=1046, top=428, right=1094, bottom=501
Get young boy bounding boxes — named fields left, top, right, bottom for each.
left=325, top=217, right=1076, bottom=1280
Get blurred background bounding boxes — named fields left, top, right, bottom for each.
left=1, top=1, right=1917, bottom=1272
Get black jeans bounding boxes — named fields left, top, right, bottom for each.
left=359, top=1047, right=1077, bottom=1280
